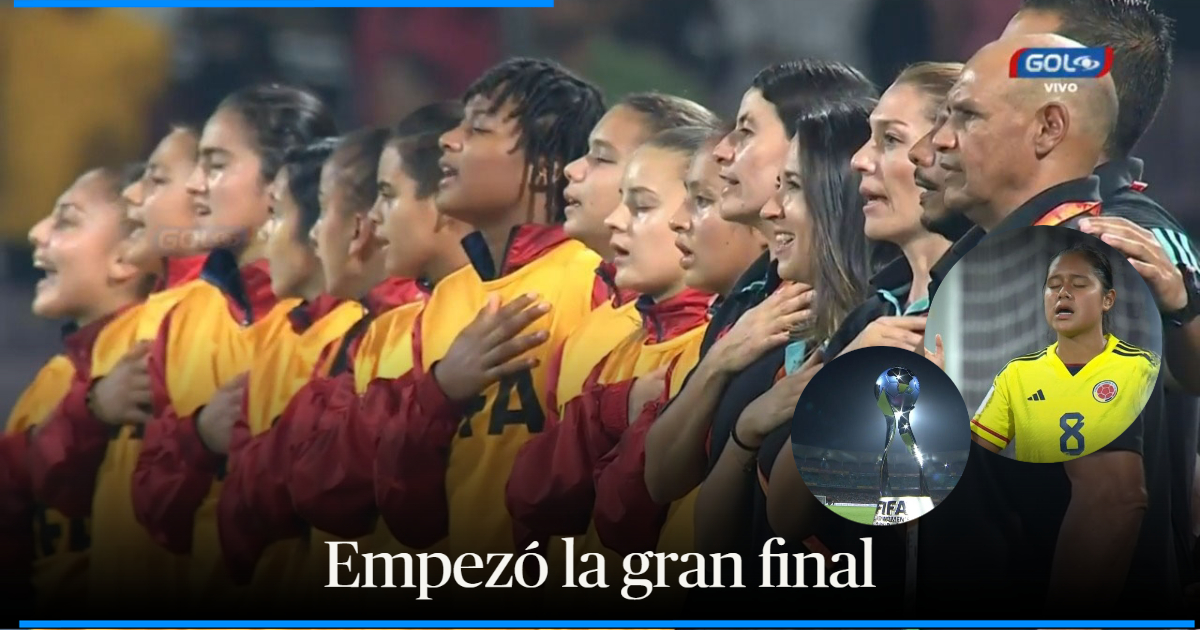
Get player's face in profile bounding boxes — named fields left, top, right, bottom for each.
left=767, top=136, right=814, bottom=283
left=436, top=94, right=529, bottom=225
left=369, top=144, right=440, bottom=280
left=264, top=168, right=319, bottom=299
left=605, top=145, right=689, bottom=297
left=131, top=128, right=201, bottom=268
left=717, top=88, right=791, bottom=224
left=1001, top=8, right=1064, bottom=39
left=1043, top=251, right=1114, bottom=337
left=31, top=173, right=134, bottom=321
left=932, top=71, right=1023, bottom=215
left=852, top=83, right=935, bottom=244
left=563, top=104, right=649, bottom=256
left=671, top=143, right=764, bottom=295
left=187, top=108, right=273, bottom=249
left=311, top=157, right=361, bottom=297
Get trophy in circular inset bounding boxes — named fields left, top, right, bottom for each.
left=873, top=367, right=933, bottom=524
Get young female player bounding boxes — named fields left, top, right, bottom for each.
left=642, top=61, right=878, bottom=507
left=547, top=93, right=720, bottom=456
left=212, top=137, right=341, bottom=601
left=766, top=62, right=964, bottom=543
left=509, top=93, right=719, bottom=549
left=215, top=104, right=467, bottom=609
left=506, top=126, right=720, bottom=600
left=971, top=243, right=1160, bottom=463
left=26, top=124, right=219, bottom=609
left=373, top=59, right=606, bottom=571
left=122, top=126, right=209, bottom=287
left=121, top=84, right=336, bottom=608
left=589, top=128, right=768, bottom=560
left=3, top=167, right=150, bottom=611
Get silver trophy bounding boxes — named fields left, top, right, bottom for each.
left=875, top=367, right=930, bottom=498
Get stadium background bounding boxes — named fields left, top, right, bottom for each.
left=3, top=0, right=1200, bottom=423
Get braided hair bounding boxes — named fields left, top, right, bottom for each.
left=281, top=138, right=339, bottom=241
left=463, top=58, right=606, bottom=222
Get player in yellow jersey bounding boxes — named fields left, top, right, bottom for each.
left=546, top=93, right=723, bottom=418
left=216, top=105, right=468, bottom=611
left=120, top=85, right=336, bottom=609
left=208, top=136, right=338, bottom=596
left=591, top=126, right=768, bottom=557
left=374, top=59, right=606, bottom=588
left=509, top=126, right=723, bottom=607
left=4, top=166, right=153, bottom=611
left=972, top=242, right=1160, bottom=463
left=511, top=93, right=719, bottom=575
left=27, top=125, right=217, bottom=609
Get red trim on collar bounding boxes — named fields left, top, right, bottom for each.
left=504, top=224, right=572, bottom=276
left=160, top=255, right=208, bottom=291
left=1130, top=180, right=1148, bottom=192
left=363, top=277, right=427, bottom=315
left=637, top=288, right=713, bottom=342
left=239, top=259, right=278, bottom=323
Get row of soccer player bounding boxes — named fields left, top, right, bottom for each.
left=4, top=0, right=1200, bottom=618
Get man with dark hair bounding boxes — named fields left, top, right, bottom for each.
left=1006, top=0, right=1200, bottom=607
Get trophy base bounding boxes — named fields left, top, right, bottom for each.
left=873, top=495, right=935, bottom=525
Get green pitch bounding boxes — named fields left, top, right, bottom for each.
left=829, top=505, right=876, bottom=524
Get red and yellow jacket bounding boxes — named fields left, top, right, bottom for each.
left=6, top=353, right=79, bottom=609
left=128, top=250, right=279, bottom=603
left=507, top=288, right=710, bottom=547
left=215, top=278, right=426, bottom=588
left=592, top=342, right=708, bottom=557
left=374, top=225, right=601, bottom=556
left=3, top=328, right=94, bottom=610
left=27, top=256, right=206, bottom=606
left=542, top=261, right=640, bottom=440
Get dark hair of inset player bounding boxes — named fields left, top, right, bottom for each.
left=462, top=57, right=607, bottom=223
left=1019, top=0, right=1174, bottom=158
left=791, top=95, right=878, bottom=344
left=1047, top=241, right=1116, bottom=333
left=619, top=92, right=721, bottom=137
left=329, top=126, right=393, bottom=216
left=751, top=59, right=879, bottom=137
left=389, top=101, right=465, bottom=200
left=281, top=138, right=339, bottom=241
left=216, top=83, right=339, bottom=184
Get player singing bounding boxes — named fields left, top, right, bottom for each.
left=971, top=242, right=1160, bottom=463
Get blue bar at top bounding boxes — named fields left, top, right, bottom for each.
left=18, top=621, right=1196, bottom=629
left=14, top=0, right=553, bottom=7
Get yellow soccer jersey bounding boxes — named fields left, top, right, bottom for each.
left=971, top=335, right=1159, bottom=463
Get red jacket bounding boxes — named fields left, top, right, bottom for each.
left=27, top=301, right=162, bottom=518
left=505, top=288, right=710, bottom=549
left=218, top=278, right=425, bottom=581
left=130, top=254, right=276, bottom=553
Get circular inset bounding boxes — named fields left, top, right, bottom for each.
left=791, top=346, right=971, bottom=526
left=925, top=225, right=1162, bottom=463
